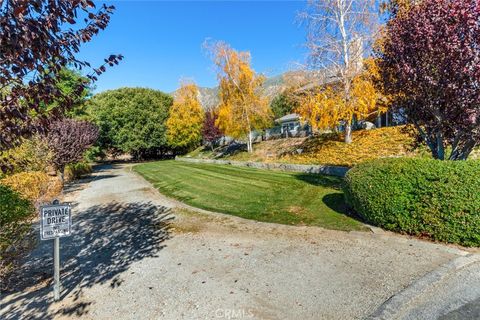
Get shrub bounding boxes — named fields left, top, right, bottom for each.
left=1, top=172, right=62, bottom=205
left=202, top=110, right=223, bottom=151
left=343, top=158, right=480, bottom=246
left=64, top=162, right=92, bottom=181
left=1, top=172, right=63, bottom=280
left=0, top=136, right=53, bottom=174
left=0, top=184, right=34, bottom=277
left=84, top=146, right=105, bottom=162
left=44, top=118, right=98, bottom=180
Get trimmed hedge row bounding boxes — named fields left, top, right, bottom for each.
left=343, top=158, right=480, bottom=246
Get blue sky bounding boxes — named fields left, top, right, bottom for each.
left=78, top=1, right=308, bottom=93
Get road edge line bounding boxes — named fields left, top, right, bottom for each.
left=368, top=253, right=480, bottom=320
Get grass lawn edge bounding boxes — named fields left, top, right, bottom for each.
left=132, top=160, right=369, bottom=232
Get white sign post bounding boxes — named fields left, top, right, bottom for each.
left=40, top=199, right=72, bottom=301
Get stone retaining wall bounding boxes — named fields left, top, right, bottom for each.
left=175, top=157, right=349, bottom=177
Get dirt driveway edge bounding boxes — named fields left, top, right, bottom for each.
left=369, top=253, right=480, bottom=320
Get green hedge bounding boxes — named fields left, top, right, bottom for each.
left=64, top=162, right=92, bottom=181
left=0, top=184, right=34, bottom=273
left=343, top=158, right=480, bottom=246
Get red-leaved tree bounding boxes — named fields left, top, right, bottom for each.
left=0, top=0, right=122, bottom=151
left=202, top=110, right=223, bottom=151
left=378, top=0, right=480, bottom=160
left=45, top=118, right=98, bottom=182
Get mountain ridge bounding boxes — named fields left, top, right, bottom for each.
left=174, top=73, right=289, bottom=110
left=174, top=70, right=330, bottom=110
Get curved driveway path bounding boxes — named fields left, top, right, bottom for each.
left=0, top=163, right=472, bottom=319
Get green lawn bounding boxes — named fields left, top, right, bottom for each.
left=134, top=160, right=367, bottom=231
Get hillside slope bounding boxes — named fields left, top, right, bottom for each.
left=191, top=126, right=419, bottom=167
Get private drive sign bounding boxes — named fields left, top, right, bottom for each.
left=40, top=203, right=72, bottom=240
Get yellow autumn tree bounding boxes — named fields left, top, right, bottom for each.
left=358, top=57, right=390, bottom=115
left=207, top=41, right=272, bottom=153
left=382, top=0, right=419, bottom=17
left=296, top=58, right=387, bottom=139
left=166, top=82, right=205, bottom=150
left=296, top=86, right=342, bottom=132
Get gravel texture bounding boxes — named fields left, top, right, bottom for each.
left=0, top=163, right=468, bottom=320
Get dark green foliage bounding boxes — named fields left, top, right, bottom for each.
left=0, top=184, right=34, bottom=273
left=55, top=68, right=92, bottom=118
left=64, top=162, right=92, bottom=181
left=343, top=158, right=480, bottom=246
left=270, top=92, right=296, bottom=119
left=87, top=88, right=174, bottom=159
left=84, top=146, right=105, bottom=162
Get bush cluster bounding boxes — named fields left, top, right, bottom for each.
left=0, top=171, right=63, bottom=279
left=1, top=172, right=62, bottom=204
left=0, top=164, right=86, bottom=279
left=343, top=158, right=480, bottom=246
left=0, top=137, right=54, bottom=174
left=0, top=184, right=34, bottom=276
left=64, top=162, right=92, bottom=181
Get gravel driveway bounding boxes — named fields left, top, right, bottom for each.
left=0, top=163, right=468, bottom=319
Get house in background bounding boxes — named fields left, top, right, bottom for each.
left=277, top=113, right=300, bottom=134
left=265, top=113, right=311, bottom=139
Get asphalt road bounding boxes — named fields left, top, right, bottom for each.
left=371, top=254, right=480, bottom=320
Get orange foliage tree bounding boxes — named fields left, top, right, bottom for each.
left=206, top=41, right=272, bottom=153
left=381, top=0, right=420, bottom=17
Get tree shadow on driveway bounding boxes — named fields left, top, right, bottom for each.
left=63, top=163, right=121, bottom=194
left=1, top=201, right=173, bottom=319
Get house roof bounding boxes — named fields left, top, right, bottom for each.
left=275, top=113, right=300, bottom=123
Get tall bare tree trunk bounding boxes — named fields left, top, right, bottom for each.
left=343, top=75, right=353, bottom=144
left=345, top=119, right=353, bottom=144
left=302, top=0, right=377, bottom=145
left=247, top=131, right=253, bottom=153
